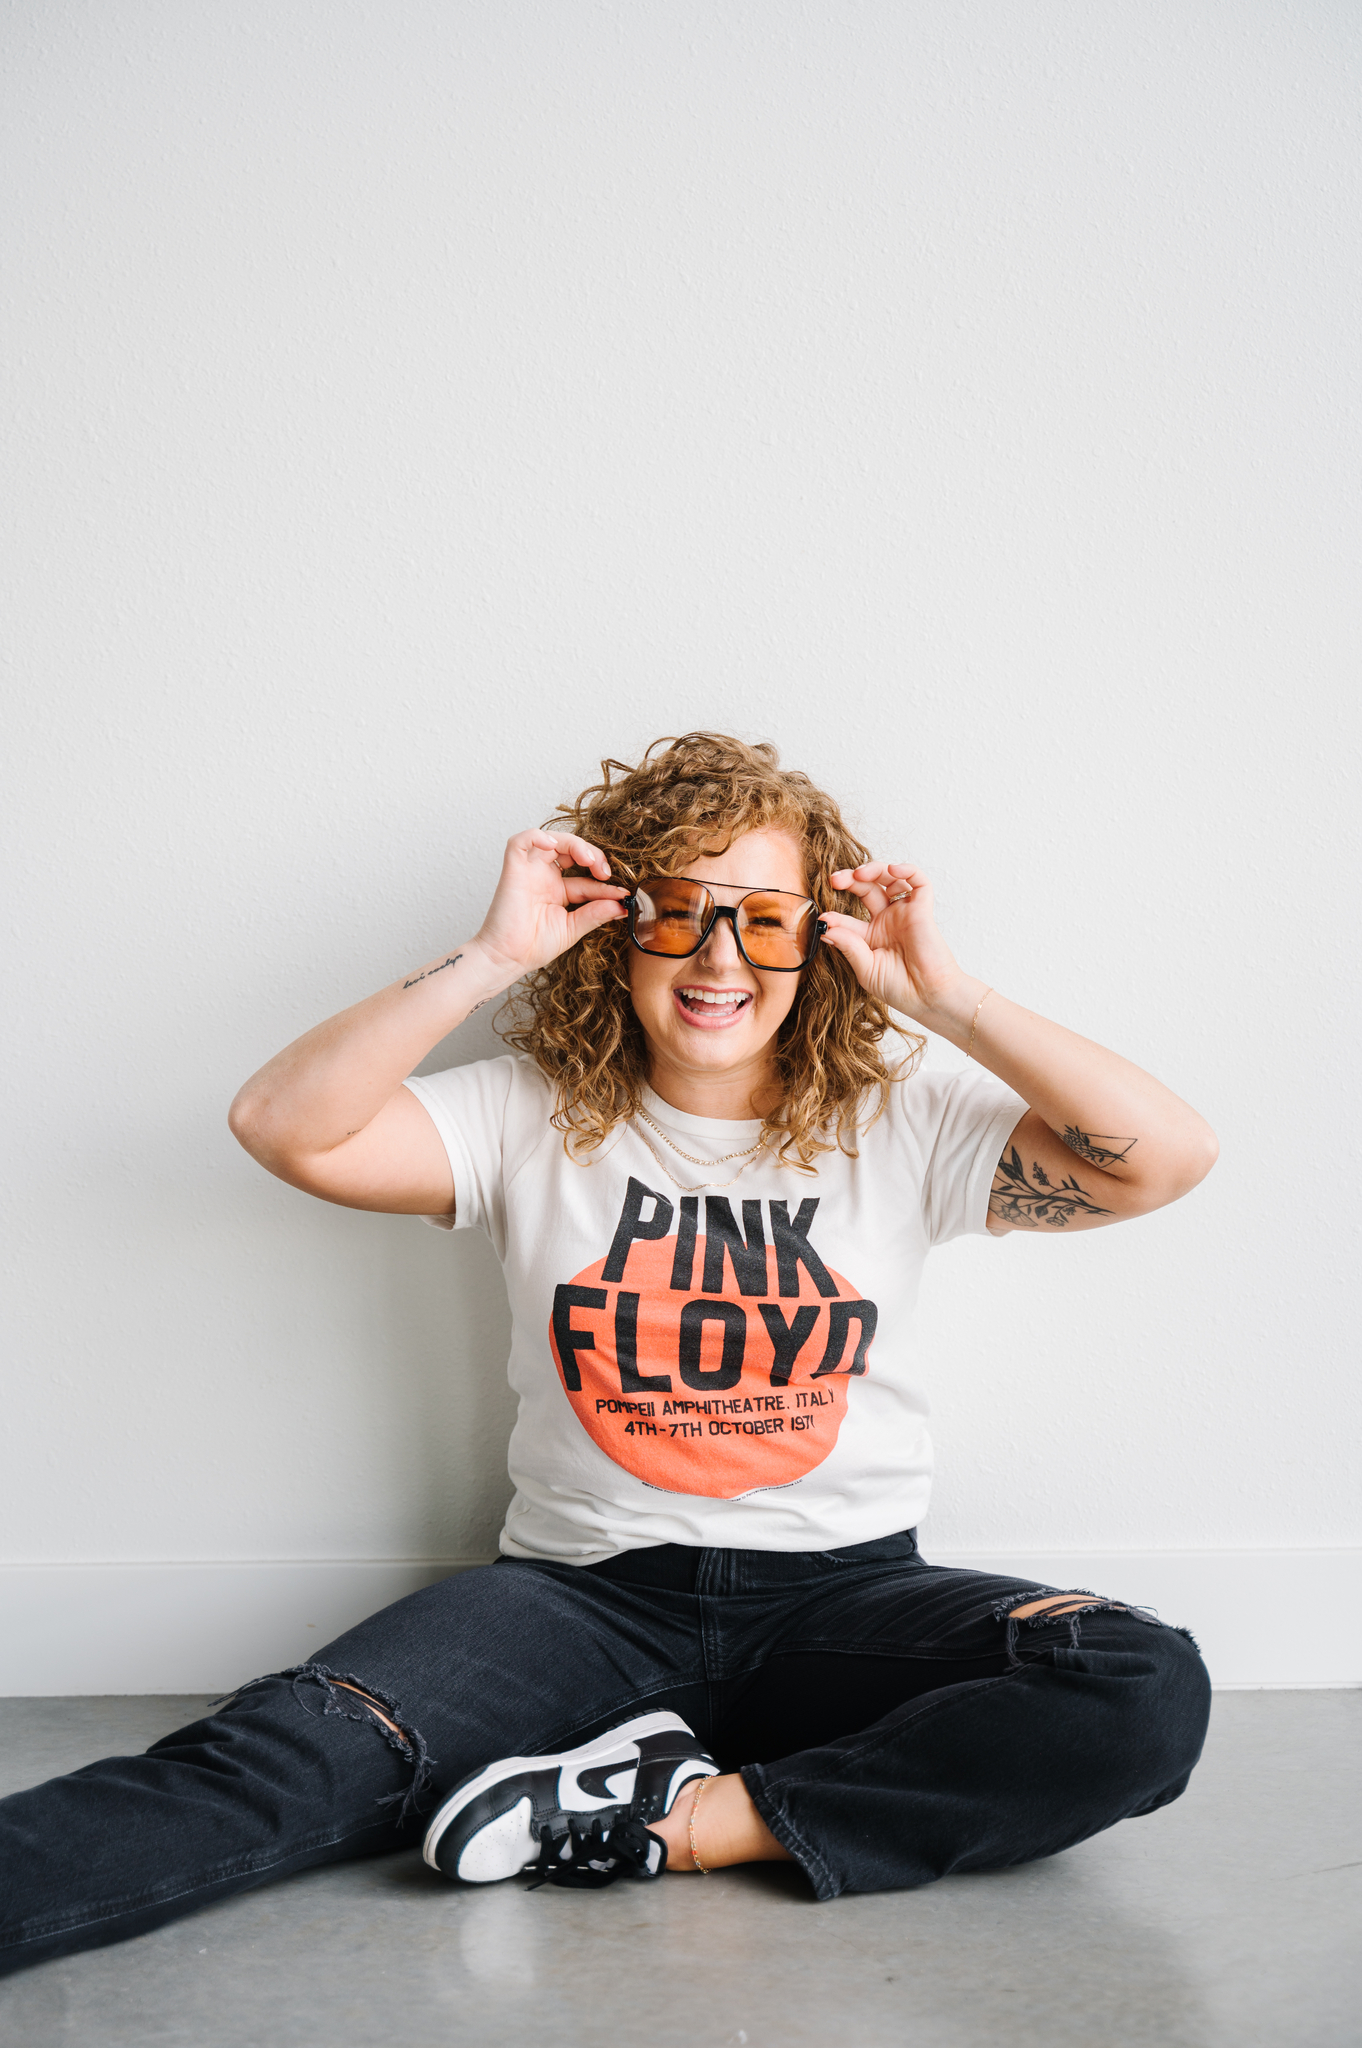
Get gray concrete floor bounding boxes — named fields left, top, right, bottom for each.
left=0, top=1693, right=1358, bottom=2048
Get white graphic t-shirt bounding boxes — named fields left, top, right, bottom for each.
left=405, top=1056, right=1024, bottom=1565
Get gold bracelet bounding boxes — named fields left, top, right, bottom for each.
left=967, top=986, right=994, bottom=1061
left=688, top=1774, right=712, bottom=1874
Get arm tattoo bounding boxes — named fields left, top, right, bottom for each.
left=1061, top=1127, right=1137, bottom=1169
left=403, top=953, right=462, bottom=990
left=988, top=1147, right=1113, bottom=1229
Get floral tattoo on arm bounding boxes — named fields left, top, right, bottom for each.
left=1061, top=1127, right=1137, bottom=1169
left=988, top=1147, right=1114, bottom=1229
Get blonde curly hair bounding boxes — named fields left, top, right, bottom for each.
left=500, top=732, right=923, bottom=1167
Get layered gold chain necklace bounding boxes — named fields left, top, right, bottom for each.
left=631, top=1104, right=769, bottom=1192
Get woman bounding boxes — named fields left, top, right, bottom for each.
left=0, top=732, right=1217, bottom=1967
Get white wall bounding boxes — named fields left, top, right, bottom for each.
left=4, top=2, right=1359, bottom=1688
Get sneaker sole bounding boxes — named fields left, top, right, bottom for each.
left=421, top=1709, right=699, bottom=1874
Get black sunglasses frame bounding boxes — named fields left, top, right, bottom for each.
left=625, top=877, right=824, bottom=973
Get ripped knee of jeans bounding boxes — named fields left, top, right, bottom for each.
left=280, top=1663, right=436, bottom=1826
left=992, top=1588, right=1162, bottom=1669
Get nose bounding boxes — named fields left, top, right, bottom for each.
left=695, top=908, right=744, bottom=972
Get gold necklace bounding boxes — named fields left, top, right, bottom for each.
left=635, top=1104, right=766, bottom=1167
left=631, top=1115, right=769, bottom=1194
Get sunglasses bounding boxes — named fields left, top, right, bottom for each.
left=625, top=876, right=821, bottom=972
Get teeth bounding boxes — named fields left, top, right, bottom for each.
left=680, top=988, right=748, bottom=1007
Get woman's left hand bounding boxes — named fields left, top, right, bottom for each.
left=819, top=863, right=966, bottom=1021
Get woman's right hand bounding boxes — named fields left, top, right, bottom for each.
left=473, top=830, right=629, bottom=980
left=228, top=830, right=628, bottom=1218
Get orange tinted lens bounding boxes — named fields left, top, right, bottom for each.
left=632, top=879, right=712, bottom=955
left=736, top=894, right=814, bottom=967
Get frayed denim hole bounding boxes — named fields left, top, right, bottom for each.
left=990, top=1589, right=1160, bottom=1670
left=213, top=1663, right=437, bottom=1828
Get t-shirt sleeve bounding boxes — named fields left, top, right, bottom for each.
left=907, top=1064, right=1028, bottom=1247
left=402, top=1055, right=523, bottom=1249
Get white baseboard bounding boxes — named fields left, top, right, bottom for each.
left=0, top=1549, right=1355, bottom=1695
left=0, top=1560, right=474, bottom=1697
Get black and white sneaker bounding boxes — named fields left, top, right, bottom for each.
left=422, top=1709, right=718, bottom=1888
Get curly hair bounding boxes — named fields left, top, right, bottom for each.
left=500, top=732, right=923, bottom=1168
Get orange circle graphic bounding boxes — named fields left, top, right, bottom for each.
left=548, top=1237, right=873, bottom=1498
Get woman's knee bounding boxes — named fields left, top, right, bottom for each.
left=148, top=1668, right=425, bottom=1835
left=1005, top=1594, right=1211, bottom=1800
left=1079, top=1614, right=1212, bottom=1790
left=1146, top=1621, right=1212, bottom=1773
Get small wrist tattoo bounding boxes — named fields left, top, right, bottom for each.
left=403, top=953, right=463, bottom=991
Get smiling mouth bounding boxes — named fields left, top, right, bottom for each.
left=674, top=986, right=753, bottom=1022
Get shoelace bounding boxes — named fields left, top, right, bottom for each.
left=528, top=1809, right=664, bottom=1889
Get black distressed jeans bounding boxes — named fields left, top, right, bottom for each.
left=0, top=1533, right=1211, bottom=1974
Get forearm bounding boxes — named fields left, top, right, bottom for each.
left=915, top=974, right=1218, bottom=1200
left=228, top=937, right=514, bottom=1168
